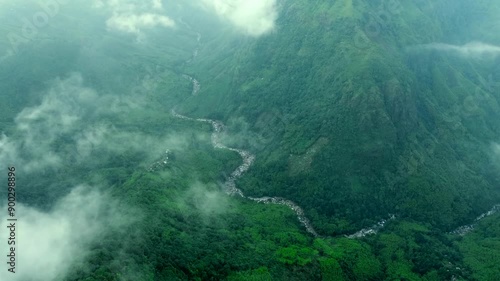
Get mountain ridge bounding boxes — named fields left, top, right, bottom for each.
left=177, top=0, right=500, bottom=234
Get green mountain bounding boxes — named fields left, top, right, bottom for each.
left=179, top=0, right=500, bottom=234
left=0, top=0, right=499, bottom=280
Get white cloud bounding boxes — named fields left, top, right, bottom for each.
left=202, top=0, right=278, bottom=36
left=175, top=182, right=229, bottom=221
left=93, top=0, right=174, bottom=35
left=0, top=72, right=197, bottom=175
left=493, top=143, right=500, bottom=155
left=0, top=185, right=131, bottom=281
left=415, top=41, right=500, bottom=58
left=12, top=74, right=107, bottom=172
left=75, top=125, right=108, bottom=158
left=92, top=0, right=135, bottom=10
left=0, top=134, right=19, bottom=166
left=107, top=12, right=174, bottom=34
left=73, top=123, right=193, bottom=166
left=491, top=143, right=500, bottom=170
left=0, top=73, right=148, bottom=173
left=152, top=0, right=162, bottom=10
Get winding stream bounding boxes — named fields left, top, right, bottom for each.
left=170, top=24, right=323, bottom=237
left=166, top=23, right=497, bottom=239
left=172, top=94, right=396, bottom=238
left=449, top=204, right=500, bottom=236
left=168, top=27, right=384, bottom=238
left=171, top=108, right=320, bottom=237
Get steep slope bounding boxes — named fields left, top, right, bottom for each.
left=2, top=1, right=499, bottom=280
left=178, top=0, right=500, bottom=234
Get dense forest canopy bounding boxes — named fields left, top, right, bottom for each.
left=0, top=0, right=499, bottom=280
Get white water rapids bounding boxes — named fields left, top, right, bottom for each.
left=449, top=204, right=500, bottom=236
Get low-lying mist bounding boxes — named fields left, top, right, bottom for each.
left=0, top=185, right=136, bottom=281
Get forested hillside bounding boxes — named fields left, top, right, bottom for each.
left=0, top=0, right=499, bottom=280
left=180, top=0, right=500, bottom=234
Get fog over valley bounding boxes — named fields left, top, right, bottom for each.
left=0, top=0, right=499, bottom=280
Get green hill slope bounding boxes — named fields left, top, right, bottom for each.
left=178, top=0, right=500, bottom=235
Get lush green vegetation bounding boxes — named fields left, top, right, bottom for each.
left=0, top=0, right=499, bottom=280
left=181, top=0, right=500, bottom=235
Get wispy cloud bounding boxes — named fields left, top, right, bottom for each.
left=493, top=143, right=500, bottom=156
left=412, top=41, right=500, bottom=58
left=0, top=73, right=189, bottom=174
left=201, top=0, right=278, bottom=36
left=0, top=134, right=19, bottom=167
left=107, top=12, right=174, bottom=34
left=182, top=182, right=229, bottom=216
left=490, top=143, right=500, bottom=171
left=93, top=0, right=175, bottom=36
left=0, top=185, right=133, bottom=281
left=152, top=0, right=162, bottom=10
left=4, top=73, right=138, bottom=172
